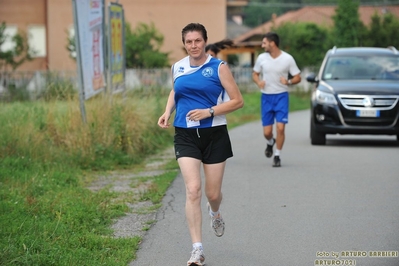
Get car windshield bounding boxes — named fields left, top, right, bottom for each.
left=322, top=55, right=399, bottom=80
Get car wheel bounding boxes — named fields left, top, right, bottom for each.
left=310, top=121, right=326, bottom=145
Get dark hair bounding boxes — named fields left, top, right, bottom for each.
left=205, top=44, right=220, bottom=55
left=181, top=23, right=208, bottom=44
left=263, top=32, right=280, bottom=47
left=205, top=39, right=234, bottom=55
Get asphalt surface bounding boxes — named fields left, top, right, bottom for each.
left=130, top=110, right=399, bottom=266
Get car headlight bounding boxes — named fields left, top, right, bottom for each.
left=315, top=90, right=337, bottom=105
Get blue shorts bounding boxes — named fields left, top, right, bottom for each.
left=261, top=92, right=289, bottom=126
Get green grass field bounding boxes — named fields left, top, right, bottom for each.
left=0, top=89, right=310, bottom=265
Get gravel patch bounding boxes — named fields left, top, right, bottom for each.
left=86, top=147, right=176, bottom=239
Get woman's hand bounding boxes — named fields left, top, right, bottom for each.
left=158, top=113, right=171, bottom=128
left=186, top=109, right=209, bottom=121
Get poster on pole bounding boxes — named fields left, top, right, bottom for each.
left=73, top=0, right=105, bottom=100
left=108, top=2, right=125, bottom=94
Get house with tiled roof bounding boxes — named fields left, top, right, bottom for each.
left=223, top=5, right=399, bottom=65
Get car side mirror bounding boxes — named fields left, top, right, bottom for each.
left=306, top=73, right=318, bottom=83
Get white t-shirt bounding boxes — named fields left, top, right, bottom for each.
left=253, top=51, right=301, bottom=94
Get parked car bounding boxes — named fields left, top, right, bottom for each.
left=306, top=46, right=399, bottom=145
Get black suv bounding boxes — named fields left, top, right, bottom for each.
left=306, top=46, right=399, bottom=145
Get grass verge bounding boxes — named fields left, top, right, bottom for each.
left=0, top=89, right=310, bottom=265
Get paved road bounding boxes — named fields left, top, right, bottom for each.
left=131, top=110, right=399, bottom=266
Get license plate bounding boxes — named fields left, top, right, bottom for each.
left=356, top=109, right=380, bottom=117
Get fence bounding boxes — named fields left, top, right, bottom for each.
left=0, top=66, right=315, bottom=101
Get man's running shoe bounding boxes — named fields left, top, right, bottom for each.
left=207, top=202, right=225, bottom=237
left=265, top=138, right=275, bottom=158
left=273, top=155, right=281, bottom=167
left=187, top=247, right=205, bottom=266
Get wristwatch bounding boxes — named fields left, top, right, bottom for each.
left=209, top=108, right=214, bottom=117
left=288, top=79, right=292, bottom=85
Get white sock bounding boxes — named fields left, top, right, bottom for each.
left=210, top=210, right=220, bottom=217
left=275, top=149, right=281, bottom=156
left=208, top=205, right=220, bottom=217
left=193, top=242, right=203, bottom=250
left=267, top=138, right=274, bottom=145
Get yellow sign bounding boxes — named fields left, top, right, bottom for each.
left=109, top=4, right=124, bottom=86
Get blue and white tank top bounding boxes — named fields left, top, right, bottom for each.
left=172, top=55, right=227, bottom=128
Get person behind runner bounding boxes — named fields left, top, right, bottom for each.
left=206, top=39, right=234, bottom=103
left=157, top=23, right=244, bottom=266
left=205, top=39, right=233, bottom=58
left=252, top=32, right=301, bottom=167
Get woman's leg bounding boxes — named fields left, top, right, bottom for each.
left=178, top=157, right=203, bottom=243
left=204, top=161, right=226, bottom=213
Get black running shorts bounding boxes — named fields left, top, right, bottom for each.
left=174, top=125, right=233, bottom=164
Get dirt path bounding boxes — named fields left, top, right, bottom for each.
left=87, top=146, right=176, bottom=238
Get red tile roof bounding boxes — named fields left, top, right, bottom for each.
left=234, top=5, right=399, bottom=44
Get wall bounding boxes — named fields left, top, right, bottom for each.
left=0, top=0, right=48, bottom=70
left=1, top=0, right=227, bottom=71
left=117, top=0, right=226, bottom=63
left=46, top=0, right=76, bottom=71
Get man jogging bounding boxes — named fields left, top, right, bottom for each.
left=252, top=32, right=301, bottom=167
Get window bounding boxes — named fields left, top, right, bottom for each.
left=0, top=25, right=18, bottom=51
left=66, top=25, right=76, bottom=59
left=28, top=25, right=46, bottom=57
left=323, top=55, right=399, bottom=80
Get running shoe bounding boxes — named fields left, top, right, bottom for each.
left=273, top=155, right=281, bottom=167
left=265, top=138, right=275, bottom=158
left=207, top=202, right=225, bottom=237
left=187, top=247, right=205, bottom=266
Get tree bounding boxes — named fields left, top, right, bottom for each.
left=331, top=0, right=366, bottom=47
left=0, top=21, right=34, bottom=71
left=243, top=0, right=276, bottom=28
left=365, top=12, right=399, bottom=48
left=273, top=22, right=331, bottom=68
left=243, top=0, right=297, bottom=28
left=66, top=22, right=170, bottom=68
left=242, top=0, right=399, bottom=29
left=242, top=0, right=343, bottom=28
left=66, top=30, right=76, bottom=60
left=125, top=22, right=170, bottom=68
left=301, top=0, right=338, bottom=4
left=381, top=13, right=399, bottom=48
